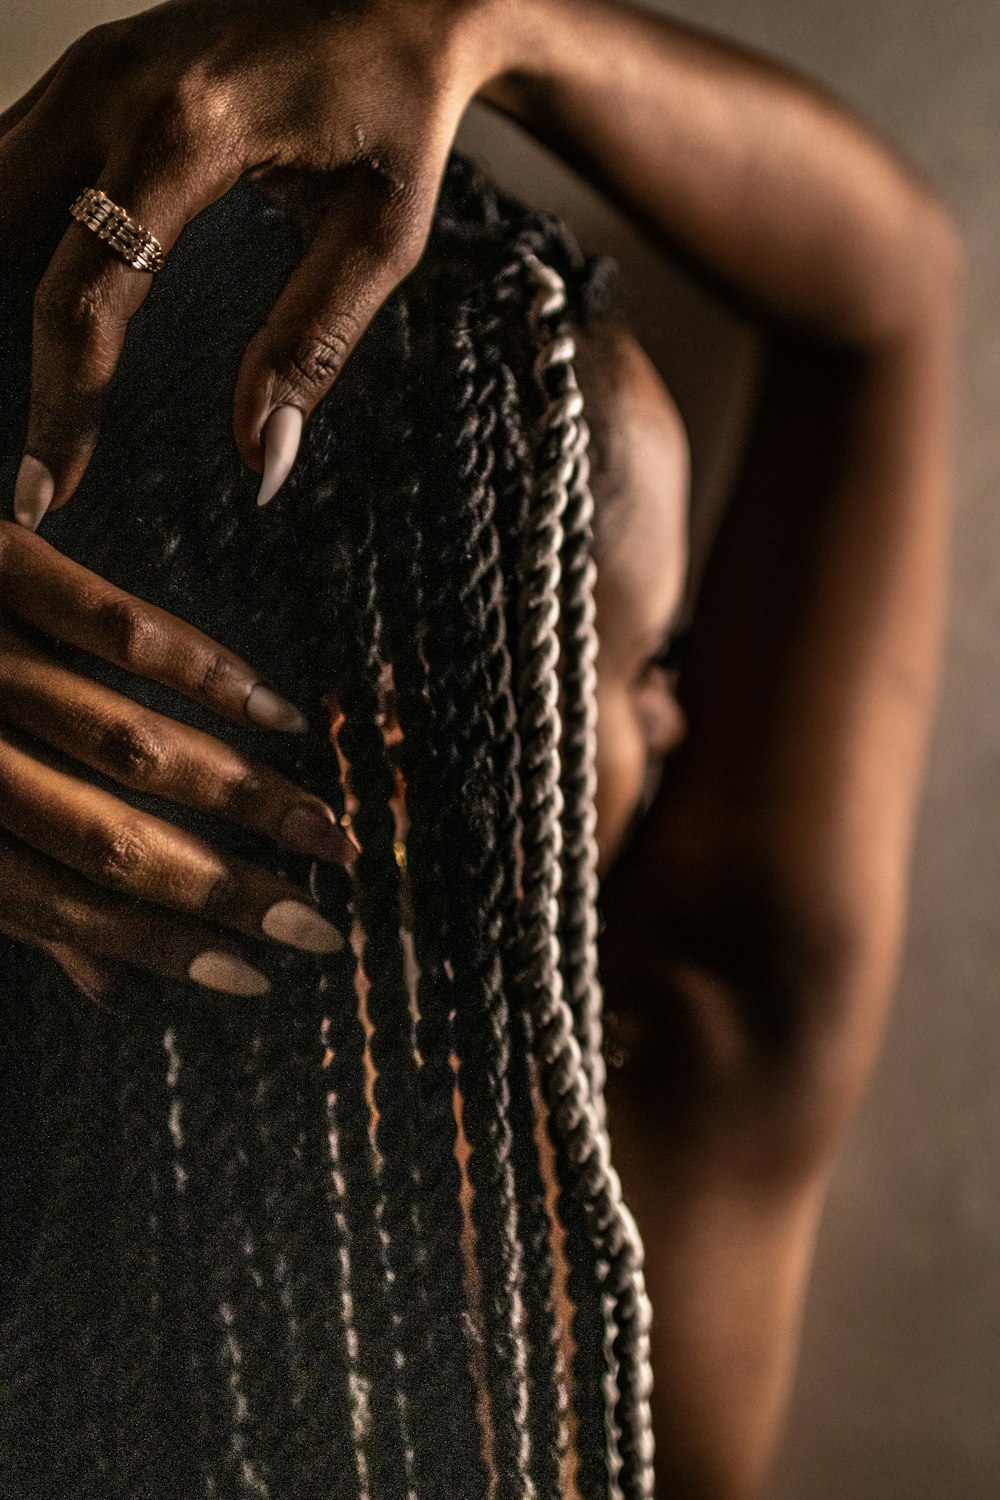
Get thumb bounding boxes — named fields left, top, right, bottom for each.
left=233, top=174, right=432, bottom=502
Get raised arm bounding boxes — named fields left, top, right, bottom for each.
left=478, top=0, right=960, bottom=1080
left=478, top=3, right=961, bottom=1493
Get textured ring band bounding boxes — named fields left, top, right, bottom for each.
left=69, top=187, right=166, bottom=274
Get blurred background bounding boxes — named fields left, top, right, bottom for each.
left=3, top=2, right=998, bottom=1495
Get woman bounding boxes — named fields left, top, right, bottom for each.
left=0, top=2, right=960, bottom=1497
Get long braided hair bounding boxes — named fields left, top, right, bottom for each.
left=0, top=154, right=655, bottom=1499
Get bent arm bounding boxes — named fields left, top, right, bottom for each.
left=478, top=4, right=961, bottom=1493
left=480, top=0, right=959, bottom=1115
left=481, top=0, right=954, bottom=341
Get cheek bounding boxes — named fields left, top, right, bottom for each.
left=633, top=676, right=687, bottom=761
left=593, top=686, right=648, bottom=874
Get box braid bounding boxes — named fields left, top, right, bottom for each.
left=479, top=252, right=617, bottom=1500
left=556, top=386, right=607, bottom=1129
left=366, top=289, right=493, bottom=1500
left=418, top=301, right=538, bottom=1498
left=281, top=602, right=415, bottom=1489
left=111, top=1014, right=198, bottom=1500
left=0, top=155, right=658, bottom=1498
left=514, top=251, right=620, bottom=1500
left=321, top=471, right=430, bottom=1492
left=504, top=248, right=657, bottom=1500
left=482, top=321, right=572, bottom=1498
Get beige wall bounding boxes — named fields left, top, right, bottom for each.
left=4, top=3, right=999, bottom=1495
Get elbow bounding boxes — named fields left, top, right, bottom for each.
left=604, top=857, right=908, bottom=1184
left=814, top=163, right=965, bottom=349
left=711, top=863, right=909, bottom=1180
left=865, top=189, right=965, bottom=345
left=907, top=194, right=965, bottom=318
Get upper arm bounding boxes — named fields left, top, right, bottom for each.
left=600, top=220, right=961, bottom=1141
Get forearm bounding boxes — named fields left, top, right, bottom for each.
left=481, top=0, right=953, bottom=344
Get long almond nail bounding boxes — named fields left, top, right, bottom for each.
left=257, top=404, right=304, bottom=507
left=14, top=455, right=55, bottom=531
left=50, top=945, right=114, bottom=1006
left=189, top=952, right=271, bottom=996
left=245, top=684, right=309, bottom=734
left=281, top=804, right=357, bottom=865
left=262, top=900, right=344, bottom=953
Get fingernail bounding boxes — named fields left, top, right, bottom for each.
left=262, top=899, right=345, bottom=954
left=189, top=951, right=271, bottom=996
left=50, top=945, right=114, bottom=1006
left=281, top=804, right=358, bottom=866
left=13, top=455, right=55, bottom=531
left=245, top=684, right=309, bottom=734
left=257, top=405, right=304, bottom=507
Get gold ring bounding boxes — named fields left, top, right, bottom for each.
left=69, top=187, right=166, bottom=274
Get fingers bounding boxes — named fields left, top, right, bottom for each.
left=0, top=620, right=355, bottom=866
left=47, top=945, right=117, bottom=1009
left=0, top=524, right=308, bottom=733
left=0, top=727, right=345, bottom=957
left=0, top=834, right=273, bottom=997
left=0, top=914, right=112, bottom=1005
left=234, top=168, right=434, bottom=491
left=15, top=150, right=239, bottom=526
left=0, top=101, right=102, bottom=270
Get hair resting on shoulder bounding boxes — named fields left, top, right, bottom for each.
left=0, top=154, right=654, bottom=1500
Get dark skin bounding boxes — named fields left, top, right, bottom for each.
left=0, top=1, right=960, bottom=1494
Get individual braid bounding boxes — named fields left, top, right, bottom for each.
left=482, top=291, right=571, bottom=1500
left=159, top=1020, right=227, bottom=1500
left=416, top=299, right=534, bottom=1497
left=558, top=399, right=608, bottom=1124
left=302, top=559, right=414, bottom=1494
left=297, top=855, right=399, bottom=1500
left=243, top=943, right=361, bottom=1500
left=514, top=252, right=656, bottom=1500
left=239, top=463, right=371, bottom=1500
left=328, top=479, right=432, bottom=1494
left=152, top=1013, right=234, bottom=1500
left=110, top=1012, right=193, bottom=1500
left=252, top=424, right=389, bottom=1500
left=527, top=254, right=619, bottom=1499
left=368, top=289, right=491, bottom=1498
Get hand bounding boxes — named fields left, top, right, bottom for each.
left=0, top=0, right=498, bottom=527
left=0, top=520, right=357, bottom=999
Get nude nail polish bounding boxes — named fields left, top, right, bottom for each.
left=189, top=952, right=271, bottom=996
left=257, top=404, right=304, bottom=507
left=13, top=455, right=55, bottom=531
left=262, top=900, right=345, bottom=954
left=245, top=684, right=309, bottom=734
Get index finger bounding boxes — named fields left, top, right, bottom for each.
left=0, top=524, right=308, bottom=733
left=14, top=146, right=240, bottom=527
